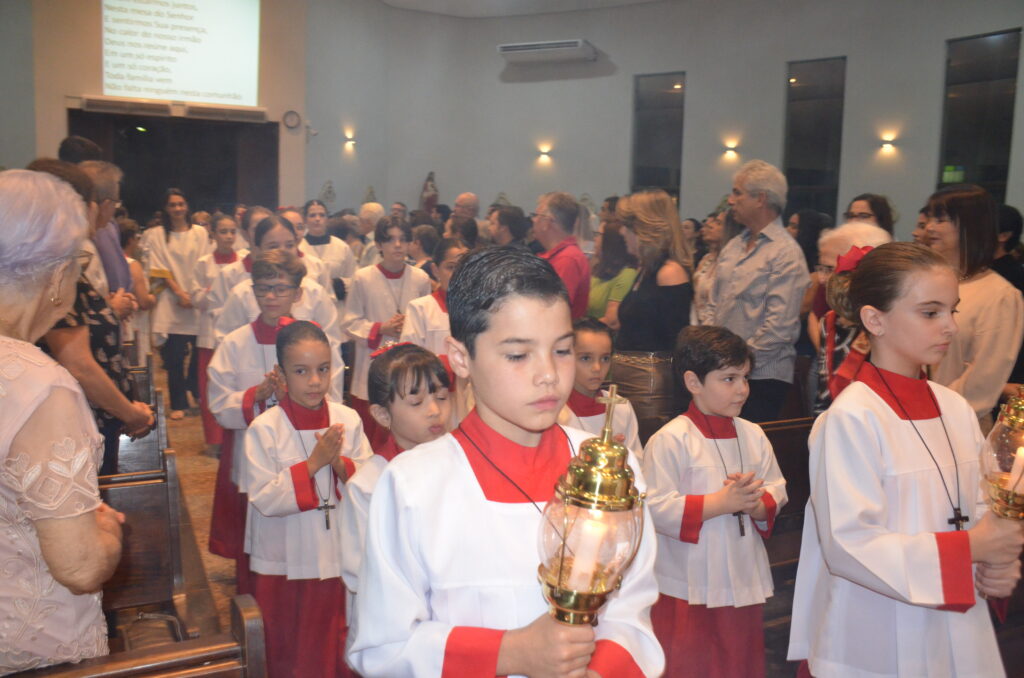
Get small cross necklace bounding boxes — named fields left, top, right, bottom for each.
left=297, top=429, right=336, bottom=529
left=706, top=414, right=747, bottom=537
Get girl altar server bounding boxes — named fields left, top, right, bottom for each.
left=244, top=320, right=372, bottom=677
left=787, top=243, right=1024, bottom=677
left=643, top=325, right=787, bottom=678
left=142, top=188, right=211, bottom=419
left=343, top=216, right=431, bottom=446
left=191, top=213, right=243, bottom=451
left=558, top=317, right=642, bottom=456
left=340, top=344, right=452, bottom=628
left=213, top=215, right=343, bottom=352
left=399, top=237, right=471, bottom=424
left=298, top=199, right=356, bottom=302
left=206, top=251, right=345, bottom=587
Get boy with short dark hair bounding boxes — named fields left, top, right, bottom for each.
left=642, top=325, right=787, bottom=678
left=349, top=246, right=663, bottom=677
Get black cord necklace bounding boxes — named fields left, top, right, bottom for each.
left=873, top=365, right=967, bottom=530
left=703, top=413, right=747, bottom=537
left=295, top=422, right=337, bottom=530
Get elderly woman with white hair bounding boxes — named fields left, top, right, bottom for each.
left=0, top=170, right=124, bottom=674
left=809, top=221, right=892, bottom=414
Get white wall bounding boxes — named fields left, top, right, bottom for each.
left=0, top=0, right=37, bottom=170
left=305, top=0, right=1024, bottom=238
left=25, top=0, right=307, bottom=204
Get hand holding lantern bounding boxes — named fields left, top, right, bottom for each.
left=537, top=385, right=644, bottom=625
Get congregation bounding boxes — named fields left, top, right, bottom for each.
left=2, top=130, right=1024, bottom=678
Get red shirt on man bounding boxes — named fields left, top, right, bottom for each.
left=539, top=236, right=590, bottom=319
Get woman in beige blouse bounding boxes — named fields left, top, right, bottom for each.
left=0, top=169, right=123, bottom=674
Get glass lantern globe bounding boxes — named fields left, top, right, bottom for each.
left=984, top=387, right=1024, bottom=520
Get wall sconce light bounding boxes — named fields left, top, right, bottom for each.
left=723, top=139, right=739, bottom=159
left=538, top=143, right=553, bottom=165
left=879, top=133, right=896, bottom=154
left=788, top=77, right=797, bottom=84
left=672, top=83, right=683, bottom=90
left=343, top=127, right=356, bottom=150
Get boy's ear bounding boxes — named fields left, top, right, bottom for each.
left=292, top=285, right=303, bottom=304
left=445, top=336, right=472, bottom=379
left=682, top=370, right=703, bottom=395
left=860, top=305, right=884, bottom=337
left=369, top=403, right=391, bottom=429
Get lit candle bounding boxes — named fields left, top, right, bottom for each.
left=1009, top=446, right=1024, bottom=493
left=566, top=517, right=608, bottom=591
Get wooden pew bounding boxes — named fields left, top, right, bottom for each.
left=23, top=595, right=266, bottom=678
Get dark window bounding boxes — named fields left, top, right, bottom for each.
left=783, top=57, right=846, bottom=219
left=631, top=72, right=685, bottom=198
left=938, top=29, right=1020, bottom=203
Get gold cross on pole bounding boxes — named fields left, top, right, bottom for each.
left=596, top=384, right=628, bottom=441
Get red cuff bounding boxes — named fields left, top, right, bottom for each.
left=754, top=492, right=778, bottom=538
left=242, top=386, right=262, bottom=425
left=368, top=322, right=383, bottom=350
left=989, top=596, right=1010, bottom=624
left=935, top=530, right=975, bottom=612
left=679, top=494, right=704, bottom=543
left=438, top=354, right=456, bottom=391
left=588, top=639, right=644, bottom=678
left=441, top=626, right=505, bottom=678
left=289, top=462, right=319, bottom=511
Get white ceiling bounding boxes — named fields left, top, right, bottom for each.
left=379, top=0, right=664, bottom=18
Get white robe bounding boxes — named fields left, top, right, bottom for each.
left=243, top=400, right=373, bottom=579
left=787, top=377, right=1002, bottom=678
left=343, top=265, right=432, bottom=400
left=299, top=236, right=356, bottom=284
left=142, top=225, right=211, bottom=336
left=191, top=251, right=246, bottom=350
left=347, top=426, right=664, bottom=678
left=557, top=389, right=643, bottom=461
left=213, top=277, right=345, bottom=367
left=206, top=321, right=346, bottom=490
left=642, top=412, right=786, bottom=607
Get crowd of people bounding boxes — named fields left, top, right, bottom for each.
left=2, top=133, right=1023, bottom=677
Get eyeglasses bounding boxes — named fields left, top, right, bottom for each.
left=74, top=249, right=94, bottom=271
left=843, top=211, right=875, bottom=221
left=252, top=283, right=297, bottom=297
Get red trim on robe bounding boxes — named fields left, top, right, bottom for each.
left=753, top=492, right=778, bottom=538
left=339, top=457, right=356, bottom=482
left=441, top=626, right=505, bottom=678
left=213, top=250, right=238, bottom=265
left=989, top=597, right=1010, bottom=624
left=242, top=253, right=253, bottom=273
left=279, top=395, right=330, bottom=429
left=432, top=287, right=448, bottom=313
left=250, top=315, right=296, bottom=345
left=683, top=401, right=737, bottom=439
left=568, top=388, right=605, bottom=417
left=856, top=362, right=939, bottom=420
left=375, top=435, right=404, bottom=462
left=679, top=494, right=704, bottom=543
left=651, top=596, right=765, bottom=678
left=376, top=263, right=405, bottom=279
left=290, top=462, right=319, bottom=511
left=368, top=322, right=383, bottom=350
left=209, top=428, right=246, bottom=559
left=935, top=530, right=975, bottom=612
left=589, top=639, right=645, bottom=678
left=242, top=386, right=262, bottom=425
left=453, top=409, right=570, bottom=503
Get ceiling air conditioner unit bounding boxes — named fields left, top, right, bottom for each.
left=81, top=95, right=171, bottom=116
left=498, top=39, right=597, bottom=64
left=183, top=104, right=268, bottom=123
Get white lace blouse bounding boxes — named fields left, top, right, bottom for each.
left=0, top=336, right=107, bottom=675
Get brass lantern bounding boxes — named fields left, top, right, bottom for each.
left=537, top=385, right=644, bottom=625
left=984, top=386, right=1024, bottom=521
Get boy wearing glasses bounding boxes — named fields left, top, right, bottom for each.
left=206, top=250, right=346, bottom=590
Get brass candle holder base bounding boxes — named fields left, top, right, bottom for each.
left=987, top=473, right=1024, bottom=521
left=539, top=568, right=618, bottom=625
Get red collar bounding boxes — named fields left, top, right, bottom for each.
left=376, top=434, right=404, bottom=462
left=432, top=288, right=447, bottom=313
left=250, top=315, right=296, bottom=345
left=242, top=253, right=253, bottom=273
left=376, top=263, right=405, bottom=280
left=540, top=236, right=578, bottom=260
left=279, top=395, right=330, bottom=430
left=453, top=409, right=570, bottom=503
left=214, top=250, right=238, bottom=265
left=568, top=388, right=605, bottom=417
left=857, top=362, right=939, bottom=420
left=683, top=401, right=737, bottom=439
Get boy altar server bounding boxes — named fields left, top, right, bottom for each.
left=642, top=325, right=787, bottom=677
left=348, top=246, right=663, bottom=678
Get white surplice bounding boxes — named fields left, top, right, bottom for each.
left=191, top=251, right=245, bottom=350
left=558, top=388, right=643, bottom=461
left=299, top=236, right=356, bottom=284
left=343, top=264, right=432, bottom=400
left=642, top=409, right=786, bottom=607
left=243, top=400, right=373, bottom=579
left=142, top=225, right=211, bottom=336
left=787, top=367, right=1003, bottom=678
left=347, top=425, right=663, bottom=678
